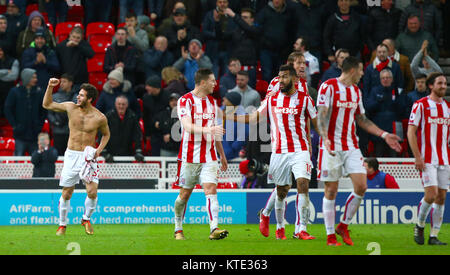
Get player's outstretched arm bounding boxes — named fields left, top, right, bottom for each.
left=42, top=78, right=74, bottom=112
left=355, top=113, right=402, bottom=152
left=407, top=124, right=425, bottom=171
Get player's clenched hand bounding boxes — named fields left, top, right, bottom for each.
left=384, top=133, right=402, bottom=153
left=48, top=78, right=60, bottom=87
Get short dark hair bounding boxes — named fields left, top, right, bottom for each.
left=279, top=64, right=297, bottom=77
left=117, top=27, right=128, bottom=34
left=364, top=158, right=379, bottom=171
left=296, top=36, right=309, bottom=51
left=341, top=56, right=361, bottom=73
left=125, top=11, right=137, bottom=19
left=61, top=73, right=74, bottom=82
left=426, top=72, right=445, bottom=88
left=194, top=68, right=214, bottom=85
left=415, top=73, right=427, bottom=80
left=240, top=8, right=254, bottom=18
left=228, top=57, right=240, bottom=65
left=237, top=70, right=249, bottom=78
left=80, top=83, right=98, bottom=102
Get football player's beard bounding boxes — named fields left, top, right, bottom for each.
left=281, top=81, right=293, bottom=94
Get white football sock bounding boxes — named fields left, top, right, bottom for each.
left=82, top=196, right=98, bottom=221
left=322, top=197, right=335, bottom=235
left=262, top=188, right=276, bottom=217
left=417, top=198, right=432, bottom=228
left=206, top=194, right=219, bottom=233
left=430, top=203, right=445, bottom=237
left=59, top=196, right=70, bottom=226
left=174, top=195, right=187, bottom=232
left=275, top=195, right=286, bottom=230
left=342, top=192, right=363, bottom=225
left=295, top=193, right=310, bottom=234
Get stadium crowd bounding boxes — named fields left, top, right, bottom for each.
left=0, top=0, right=449, bottom=185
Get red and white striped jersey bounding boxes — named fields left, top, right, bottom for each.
left=257, top=87, right=317, bottom=154
left=408, top=96, right=450, bottom=165
left=316, top=78, right=365, bottom=151
left=266, top=76, right=309, bottom=98
left=177, top=92, right=219, bottom=163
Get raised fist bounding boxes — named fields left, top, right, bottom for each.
left=48, top=78, right=60, bottom=87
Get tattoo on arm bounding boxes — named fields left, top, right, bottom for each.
left=355, top=113, right=375, bottom=131
left=317, top=106, right=329, bottom=139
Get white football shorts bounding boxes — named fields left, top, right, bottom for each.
left=421, top=164, right=450, bottom=190
left=178, top=161, right=219, bottom=189
left=318, top=148, right=366, bottom=182
left=267, top=151, right=312, bottom=186
left=59, top=149, right=99, bottom=187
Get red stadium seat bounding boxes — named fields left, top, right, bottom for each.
left=89, top=72, right=107, bottom=92
left=0, top=137, right=15, bottom=156
left=41, top=119, right=50, bottom=134
left=55, top=22, right=84, bottom=43
left=89, top=39, right=111, bottom=55
left=256, top=79, right=269, bottom=99
left=87, top=56, right=105, bottom=73
left=86, top=22, right=115, bottom=42
left=26, top=4, right=39, bottom=16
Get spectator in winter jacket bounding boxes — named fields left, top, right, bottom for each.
left=217, top=7, right=260, bottom=88
left=103, top=95, right=144, bottom=162
left=142, top=75, right=171, bottom=156
left=0, top=15, right=16, bottom=58
left=395, top=14, right=439, bottom=62
left=160, top=7, right=202, bottom=60
left=143, top=36, right=174, bottom=79
left=46, top=74, right=77, bottom=155
left=293, top=0, right=326, bottom=65
left=103, top=27, right=139, bottom=85
left=406, top=73, right=428, bottom=110
left=173, top=39, right=213, bottom=91
left=202, top=0, right=237, bottom=77
left=366, top=0, right=402, bottom=51
left=31, top=132, right=58, bottom=177
left=219, top=57, right=241, bottom=98
left=153, top=92, right=181, bottom=157
left=55, top=26, right=95, bottom=88
left=0, top=44, right=19, bottom=117
left=398, top=0, right=443, bottom=43
left=256, top=0, right=295, bottom=82
left=323, top=0, right=365, bottom=61
left=114, top=11, right=149, bottom=53
left=4, top=68, right=46, bottom=156
left=21, top=27, right=60, bottom=91
left=320, top=48, right=349, bottom=84
left=364, top=158, right=399, bottom=189
left=363, top=43, right=404, bottom=98
left=2, top=0, right=27, bottom=57
left=364, top=69, right=407, bottom=157
left=96, top=67, right=141, bottom=117
left=16, top=10, right=56, bottom=58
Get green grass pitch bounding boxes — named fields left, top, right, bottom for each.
left=0, top=224, right=448, bottom=255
